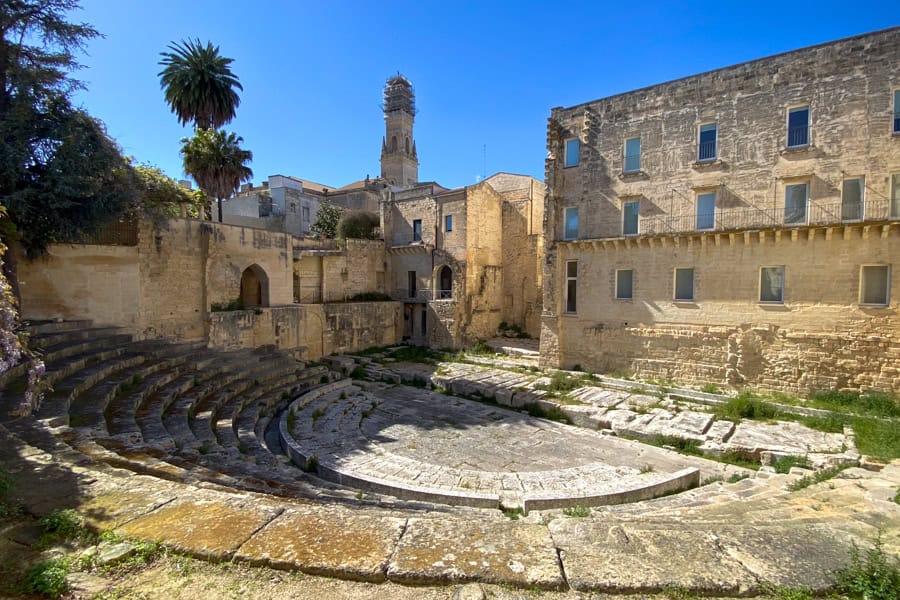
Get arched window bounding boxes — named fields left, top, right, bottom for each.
left=240, top=264, right=270, bottom=307
left=438, top=266, right=453, bottom=300
left=405, top=137, right=410, bottom=153
left=391, top=136, right=398, bottom=152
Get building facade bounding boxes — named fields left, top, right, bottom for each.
left=383, top=174, right=544, bottom=348
left=223, top=175, right=323, bottom=236
left=540, top=27, right=900, bottom=394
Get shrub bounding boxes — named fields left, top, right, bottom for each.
left=210, top=298, right=244, bottom=312
left=350, top=366, right=368, bottom=379
left=26, top=558, right=69, bottom=598
left=39, top=509, right=84, bottom=542
left=347, top=291, right=392, bottom=302
left=302, top=455, right=319, bottom=473
left=337, top=211, right=379, bottom=239
left=834, top=534, right=900, bottom=600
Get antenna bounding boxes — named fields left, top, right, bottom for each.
left=482, top=144, right=486, bottom=180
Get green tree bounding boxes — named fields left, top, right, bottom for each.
left=0, top=2, right=141, bottom=302
left=180, top=128, right=253, bottom=223
left=158, top=39, right=242, bottom=130
left=337, top=211, right=380, bottom=239
left=311, top=200, right=343, bottom=239
left=132, top=163, right=201, bottom=219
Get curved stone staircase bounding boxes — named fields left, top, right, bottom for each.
left=0, top=321, right=426, bottom=508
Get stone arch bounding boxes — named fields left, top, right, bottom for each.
left=391, top=136, right=398, bottom=152
left=240, top=264, right=270, bottom=307
left=435, top=265, right=453, bottom=300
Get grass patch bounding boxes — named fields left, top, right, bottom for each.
left=635, top=434, right=761, bottom=470
left=524, top=402, right=571, bottom=424
left=562, top=505, right=591, bottom=518
left=353, top=345, right=389, bottom=356
left=727, top=472, right=750, bottom=484
left=713, top=392, right=779, bottom=421
left=311, top=407, right=325, bottom=423
left=534, top=370, right=596, bottom=399
left=319, top=374, right=330, bottom=384
left=37, top=509, right=90, bottom=548
left=350, top=366, right=368, bottom=379
left=851, top=416, right=900, bottom=461
left=502, top=507, right=523, bottom=520
left=809, top=390, right=900, bottom=418
left=787, top=463, right=850, bottom=492
left=700, top=383, right=721, bottom=394
left=772, top=455, right=811, bottom=474
left=466, top=339, right=495, bottom=356
left=639, top=464, right=655, bottom=474
left=390, top=345, right=442, bottom=364
left=835, top=534, right=900, bottom=600
left=25, top=557, right=69, bottom=598
left=286, top=410, right=296, bottom=431
left=301, top=455, right=319, bottom=473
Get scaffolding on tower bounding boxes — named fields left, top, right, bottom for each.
left=383, top=74, right=416, bottom=115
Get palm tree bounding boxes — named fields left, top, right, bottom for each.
left=159, top=39, right=242, bottom=130
left=181, top=129, right=253, bottom=222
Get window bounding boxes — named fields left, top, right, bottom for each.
left=892, top=174, right=900, bottom=219
left=391, top=136, right=398, bottom=152
left=860, top=265, right=890, bottom=306
left=623, top=200, right=639, bottom=236
left=696, top=192, right=716, bottom=230
left=894, top=90, right=900, bottom=134
left=787, top=106, right=809, bottom=147
left=412, top=219, right=422, bottom=242
left=698, top=123, right=717, bottom=161
left=784, top=183, right=808, bottom=225
left=563, top=207, right=579, bottom=240
left=565, top=261, right=577, bottom=313
left=616, top=269, right=633, bottom=300
left=302, top=206, right=310, bottom=222
left=407, top=271, right=417, bottom=298
left=564, top=138, right=580, bottom=168
left=624, top=137, right=641, bottom=173
left=445, top=215, right=453, bottom=232
left=405, top=137, right=410, bottom=153
left=760, top=267, right=785, bottom=303
left=674, top=268, right=694, bottom=302
left=841, top=177, right=864, bottom=222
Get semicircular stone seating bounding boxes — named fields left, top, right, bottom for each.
left=2, top=321, right=798, bottom=517
left=0, top=320, right=432, bottom=508
left=278, top=380, right=702, bottom=512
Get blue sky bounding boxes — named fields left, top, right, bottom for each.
left=71, top=1, right=897, bottom=190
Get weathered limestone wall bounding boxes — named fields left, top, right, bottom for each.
left=207, top=302, right=402, bottom=359
left=18, top=244, right=142, bottom=329
left=294, top=240, right=386, bottom=304
left=553, top=225, right=900, bottom=393
left=548, top=29, right=900, bottom=241
left=463, top=182, right=504, bottom=340
left=541, top=28, right=900, bottom=394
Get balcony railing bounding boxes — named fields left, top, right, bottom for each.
left=596, top=197, right=896, bottom=239
left=787, top=125, right=810, bottom=148
left=390, top=234, right=430, bottom=246
left=391, top=288, right=456, bottom=302
left=697, top=141, right=717, bottom=161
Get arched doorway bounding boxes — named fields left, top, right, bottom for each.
left=240, top=264, right=270, bottom=307
left=438, top=265, right=452, bottom=299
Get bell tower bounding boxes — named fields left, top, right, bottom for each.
left=380, top=74, right=418, bottom=186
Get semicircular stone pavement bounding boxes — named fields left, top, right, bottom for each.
left=278, top=381, right=729, bottom=511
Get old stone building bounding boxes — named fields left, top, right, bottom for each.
left=222, top=175, right=323, bottom=236
left=541, top=27, right=900, bottom=394
left=383, top=174, right=544, bottom=347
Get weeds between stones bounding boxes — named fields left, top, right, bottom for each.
left=788, top=464, right=850, bottom=492
left=834, top=533, right=900, bottom=600
left=562, top=505, right=591, bottom=518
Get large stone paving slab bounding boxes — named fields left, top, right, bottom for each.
left=387, top=518, right=564, bottom=589
left=549, top=520, right=758, bottom=594
left=118, top=495, right=282, bottom=560
left=235, top=508, right=406, bottom=582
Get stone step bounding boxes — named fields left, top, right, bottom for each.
left=24, top=319, right=94, bottom=335
left=31, top=326, right=128, bottom=349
